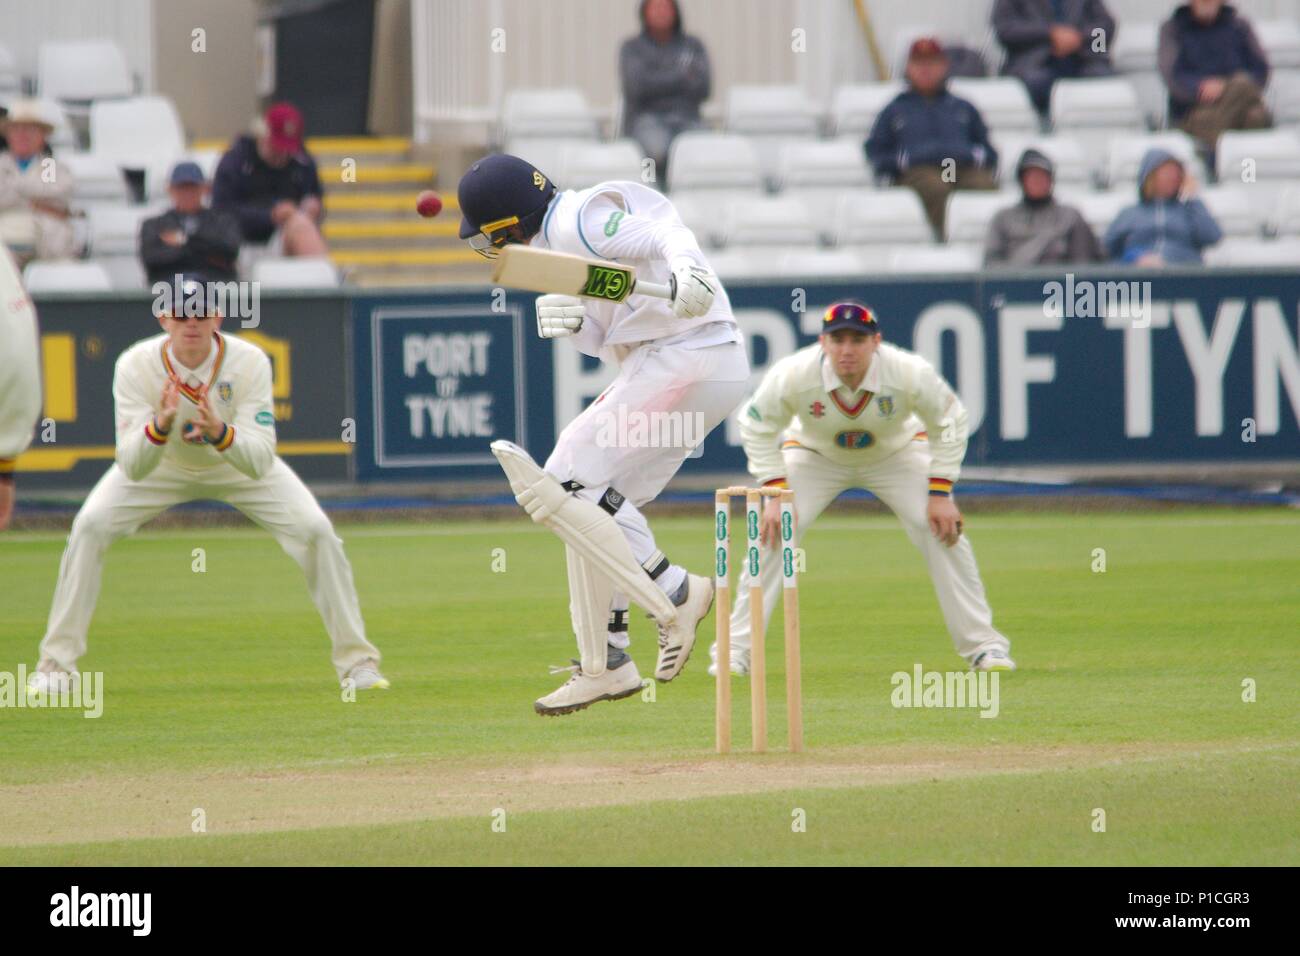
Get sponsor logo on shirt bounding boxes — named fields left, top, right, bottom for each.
left=835, top=430, right=875, bottom=449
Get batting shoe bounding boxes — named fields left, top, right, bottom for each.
left=706, top=645, right=750, bottom=677
left=343, top=658, right=391, bottom=690
left=971, top=649, right=1017, bottom=672
left=653, top=573, right=715, bottom=682
left=535, top=659, right=644, bottom=716
left=26, top=660, right=77, bottom=697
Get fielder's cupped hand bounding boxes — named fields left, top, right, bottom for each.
left=182, top=384, right=225, bottom=444
left=669, top=256, right=717, bottom=319
left=759, top=495, right=795, bottom=549
left=927, top=496, right=963, bottom=548
left=535, top=293, right=584, bottom=338
left=156, top=374, right=182, bottom=433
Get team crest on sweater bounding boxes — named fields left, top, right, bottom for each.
left=876, top=395, right=894, bottom=417
left=216, top=381, right=233, bottom=404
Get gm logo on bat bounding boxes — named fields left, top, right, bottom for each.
left=582, top=265, right=631, bottom=302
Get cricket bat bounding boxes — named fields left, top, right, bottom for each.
left=490, top=245, right=672, bottom=302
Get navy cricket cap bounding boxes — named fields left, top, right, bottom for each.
left=821, top=301, right=880, bottom=334
left=169, top=161, right=206, bottom=186
left=457, top=153, right=556, bottom=253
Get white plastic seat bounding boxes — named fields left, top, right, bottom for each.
left=98, top=255, right=147, bottom=290
left=1103, top=131, right=1204, bottom=188
left=1051, top=77, right=1145, bottom=132
left=31, top=98, right=78, bottom=150
left=829, top=82, right=904, bottom=138
left=1111, top=22, right=1160, bottom=73
left=776, top=248, right=863, bottom=278
left=503, top=138, right=587, bottom=184
left=23, top=260, right=113, bottom=292
left=1126, top=71, right=1169, bottom=129
left=501, top=89, right=599, bottom=141
left=88, top=204, right=164, bottom=256
left=721, top=196, right=818, bottom=247
left=832, top=188, right=933, bottom=246
left=1198, top=186, right=1264, bottom=239
left=992, top=134, right=1094, bottom=187
left=665, top=193, right=716, bottom=247
left=1267, top=70, right=1300, bottom=128
left=705, top=247, right=788, bottom=281
left=775, top=138, right=872, bottom=227
left=37, top=40, right=133, bottom=102
left=56, top=151, right=129, bottom=203
left=1270, top=184, right=1300, bottom=236
left=1054, top=189, right=1132, bottom=238
left=854, top=242, right=937, bottom=273
left=251, top=257, right=339, bottom=288
left=944, top=190, right=1020, bottom=244
left=0, top=42, right=21, bottom=95
left=1216, top=129, right=1300, bottom=182
left=558, top=139, right=645, bottom=190
left=1256, top=20, right=1300, bottom=69
left=668, top=132, right=764, bottom=190
left=948, top=78, right=1038, bottom=133
left=1203, top=236, right=1300, bottom=266
left=90, top=96, right=185, bottom=171
left=886, top=245, right=981, bottom=273
left=726, top=85, right=821, bottom=179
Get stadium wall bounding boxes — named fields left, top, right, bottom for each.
left=23, top=269, right=1300, bottom=491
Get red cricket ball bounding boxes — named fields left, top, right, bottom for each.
left=416, top=190, right=443, bottom=218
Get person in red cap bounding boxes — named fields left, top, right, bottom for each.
left=865, top=38, right=999, bottom=237
left=212, top=102, right=327, bottom=257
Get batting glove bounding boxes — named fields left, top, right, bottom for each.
left=535, top=293, right=584, bottom=339
left=669, top=257, right=717, bottom=319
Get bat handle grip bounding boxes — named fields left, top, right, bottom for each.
left=633, top=279, right=673, bottom=301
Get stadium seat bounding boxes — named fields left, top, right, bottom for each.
left=1050, top=78, right=1145, bottom=165
left=500, top=89, right=599, bottom=142
left=87, top=204, right=163, bottom=256
left=720, top=195, right=818, bottom=248
left=90, top=96, right=186, bottom=171
left=886, top=245, right=981, bottom=273
left=1267, top=70, right=1300, bottom=128
left=774, top=138, right=872, bottom=229
left=98, top=255, right=148, bottom=290
left=1216, top=129, right=1300, bottom=182
left=57, top=151, right=130, bottom=203
left=666, top=193, right=717, bottom=247
left=1270, top=184, right=1300, bottom=236
left=855, top=242, right=938, bottom=274
left=35, top=98, right=78, bottom=150
left=832, top=188, right=933, bottom=247
left=668, top=132, right=763, bottom=191
left=948, top=78, right=1038, bottom=133
left=1102, top=131, right=1205, bottom=188
left=1126, top=71, right=1169, bottom=130
left=557, top=139, right=646, bottom=189
left=725, top=84, right=822, bottom=181
left=992, top=133, right=1094, bottom=188
left=22, top=260, right=113, bottom=293
left=1198, top=186, right=1265, bottom=239
left=37, top=39, right=134, bottom=103
left=944, top=190, right=1020, bottom=244
left=706, top=247, right=789, bottom=281
left=504, top=138, right=587, bottom=183
left=776, top=248, right=863, bottom=278
left=1111, top=22, right=1160, bottom=73
left=1054, top=188, right=1131, bottom=238
left=0, top=42, right=21, bottom=96
left=1255, top=20, right=1300, bottom=69
left=828, top=82, right=904, bottom=138
left=1202, top=236, right=1300, bottom=266
left=252, top=257, right=340, bottom=288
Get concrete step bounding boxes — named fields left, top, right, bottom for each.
left=329, top=247, right=483, bottom=267
left=324, top=192, right=456, bottom=217
left=323, top=218, right=460, bottom=241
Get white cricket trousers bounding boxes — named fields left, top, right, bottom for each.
left=544, top=339, right=750, bottom=645
left=39, top=458, right=380, bottom=679
left=726, top=440, right=1009, bottom=665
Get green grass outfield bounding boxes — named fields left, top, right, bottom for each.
left=0, top=508, right=1296, bottom=865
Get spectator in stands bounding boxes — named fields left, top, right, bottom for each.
left=866, top=38, right=999, bottom=238
left=0, top=99, right=77, bottom=265
left=1158, top=0, right=1271, bottom=157
left=1104, top=147, right=1222, bottom=265
left=620, top=0, right=710, bottom=185
left=985, top=148, right=1102, bottom=265
left=993, top=0, right=1116, bottom=113
left=140, top=161, right=242, bottom=286
left=212, top=102, right=327, bottom=256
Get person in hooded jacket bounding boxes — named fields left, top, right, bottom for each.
left=619, top=0, right=711, bottom=185
left=1104, top=147, right=1222, bottom=266
left=985, top=148, right=1102, bottom=266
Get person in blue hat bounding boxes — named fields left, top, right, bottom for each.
left=140, top=160, right=242, bottom=285
left=458, top=152, right=750, bottom=715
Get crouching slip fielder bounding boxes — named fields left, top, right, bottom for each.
left=710, top=302, right=1015, bottom=675
left=458, top=154, right=750, bottom=714
left=28, top=286, right=387, bottom=695
left=0, top=244, right=43, bottom=530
